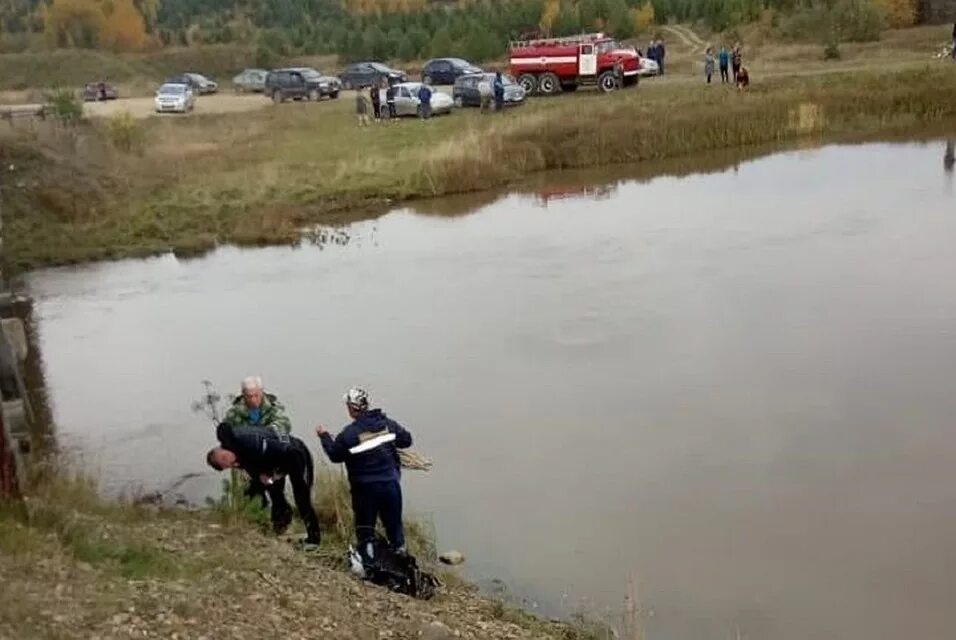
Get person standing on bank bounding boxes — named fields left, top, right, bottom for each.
left=370, top=83, right=381, bottom=121
left=417, top=82, right=432, bottom=119
left=208, top=422, right=322, bottom=545
left=493, top=71, right=505, bottom=112
left=718, top=45, right=730, bottom=83
left=657, top=38, right=666, bottom=75
left=385, top=79, right=397, bottom=120
left=316, top=388, right=413, bottom=551
left=704, top=47, right=715, bottom=84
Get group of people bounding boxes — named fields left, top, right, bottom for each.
left=642, top=39, right=667, bottom=75
left=704, top=43, right=748, bottom=89
left=206, top=376, right=413, bottom=552
left=355, top=71, right=508, bottom=125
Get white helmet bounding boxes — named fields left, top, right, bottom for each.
left=344, top=387, right=369, bottom=411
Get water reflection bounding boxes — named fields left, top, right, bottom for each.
left=945, top=140, right=954, bottom=173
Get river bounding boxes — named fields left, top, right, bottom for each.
left=21, top=138, right=956, bottom=640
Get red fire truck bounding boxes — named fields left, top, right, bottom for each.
left=509, top=32, right=641, bottom=95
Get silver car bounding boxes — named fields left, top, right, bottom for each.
left=154, top=83, right=195, bottom=113
left=380, top=82, right=454, bottom=118
left=233, top=68, right=268, bottom=92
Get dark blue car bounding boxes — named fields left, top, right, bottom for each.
left=421, top=58, right=483, bottom=86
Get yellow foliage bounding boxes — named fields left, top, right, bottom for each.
left=43, top=0, right=149, bottom=51
left=539, top=0, right=560, bottom=34
left=874, top=0, right=917, bottom=28
left=101, top=0, right=150, bottom=51
left=631, top=2, right=655, bottom=34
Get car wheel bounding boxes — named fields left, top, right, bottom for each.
left=517, top=73, right=537, bottom=95
left=454, top=95, right=463, bottom=108
left=598, top=71, right=618, bottom=93
left=330, top=91, right=339, bottom=99
left=272, top=90, right=283, bottom=104
left=538, top=72, right=561, bottom=96
left=308, top=89, right=319, bottom=101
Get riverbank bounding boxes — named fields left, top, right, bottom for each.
left=3, top=62, right=956, bottom=271
left=0, top=466, right=603, bottom=639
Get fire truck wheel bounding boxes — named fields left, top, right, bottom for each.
left=538, top=72, right=561, bottom=95
left=518, top=74, right=538, bottom=95
left=598, top=71, right=618, bottom=93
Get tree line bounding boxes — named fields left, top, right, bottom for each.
left=0, top=0, right=924, bottom=59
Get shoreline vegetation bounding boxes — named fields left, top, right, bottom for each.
left=0, top=463, right=609, bottom=639
left=4, top=61, right=956, bottom=272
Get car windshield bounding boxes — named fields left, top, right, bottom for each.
left=297, top=69, right=323, bottom=79
left=186, top=73, right=206, bottom=82
left=595, top=40, right=619, bottom=54
left=370, top=63, right=391, bottom=72
left=159, top=85, right=185, bottom=96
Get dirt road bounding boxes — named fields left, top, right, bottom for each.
left=83, top=92, right=274, bottom=119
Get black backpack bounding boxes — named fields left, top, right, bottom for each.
left=352, top=536, right=440, bottom=600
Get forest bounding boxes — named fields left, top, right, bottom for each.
left=0, top=0, right=923, bottom=61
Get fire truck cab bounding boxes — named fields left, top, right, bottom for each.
left=509, top=32, right=641, bottom=95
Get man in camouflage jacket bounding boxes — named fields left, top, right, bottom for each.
left=223, top=376, right=294, bottom=532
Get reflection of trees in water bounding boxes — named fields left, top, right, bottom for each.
left=301, top=226, right=352, bottom=249
left=945, top=140, right=954, bottom=173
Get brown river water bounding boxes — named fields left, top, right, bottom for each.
left=20, top=138, right=956, bottom=640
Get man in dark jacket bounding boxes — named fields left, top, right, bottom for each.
left=207, top=423, right=321, bottom=545
left=657, top=39, right=666, bottom=75
left=493, top=72, right=505, bottom=112
left=316, top=387, right=412, bottom=550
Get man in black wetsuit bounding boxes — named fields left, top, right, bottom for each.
left=207, top=423, right=321, bottom=546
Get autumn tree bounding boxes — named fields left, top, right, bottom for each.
left=44, top=0, right=106, bottom=48
left=100, top=0, right=150, bottom=51
left=875, top=0, right=917, bottom=27
left=631, top=1, right=654, bottom=34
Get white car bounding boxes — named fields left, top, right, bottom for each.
left=377, top=82, right=454, bottom=118
left=154, top=83, right=196, bottom=113
left=637, top=57, right=659, bottom=77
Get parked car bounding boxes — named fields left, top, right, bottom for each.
left=340, top=62, right=407, bottom=90
left=377, top=82, right=454, bottom=118
left=232, top=68, right=268, bottom=93
left=420, top=58, right=482, bottom=85
left=166, top=73, right=218, bottom=94
left=154, top=83, right=195, bottom=113
left=82, top=82, right=118, bottom=101
left=637, top=56, right=659, bottom=76
left=264, top=68, right=342, bottom=103
left=452, top=73, right=526, bottom=108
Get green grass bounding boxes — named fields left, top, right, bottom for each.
left=4, top=63, right=956, bottom=271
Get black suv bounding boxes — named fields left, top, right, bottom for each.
left=421, top=58, right=482, bottom=85
left=339, top=62, right=407, bottom=90
left=264, top=68, right=341, bottom=103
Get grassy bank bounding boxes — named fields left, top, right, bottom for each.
left=3, top=63, right=956, bottom=271
left=0, top=462, right=603, bottom=639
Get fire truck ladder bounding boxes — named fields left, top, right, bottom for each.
left=510, top=32, right=607, bottom=48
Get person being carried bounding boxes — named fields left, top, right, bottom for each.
left=736, top=65, right=750, bottom=90
left=222, top=376, right=294, bottom=529
left=316, top=387, right=412, bottom=551
left=208, top=422, right=321, bottom=545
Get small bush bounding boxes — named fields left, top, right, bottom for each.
left=823, top=40, right=842, bottom=60
left=106, top=110, right=145, bottom=153
left=45, top=88, right=83, bottom=125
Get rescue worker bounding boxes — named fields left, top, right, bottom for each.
left=316, top=388, right=412, bottom=550
left=221, top=376, right=293, bottom=530
left=208, top=422, right=321, bottom=545
left=493, top=72, right=505, bottom=112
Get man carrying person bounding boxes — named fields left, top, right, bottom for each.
left=207, top=422, right=322, bottom=546
left=316, top=387, right=412, bottom=551
left=221, top=376, right=294, bottom=529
